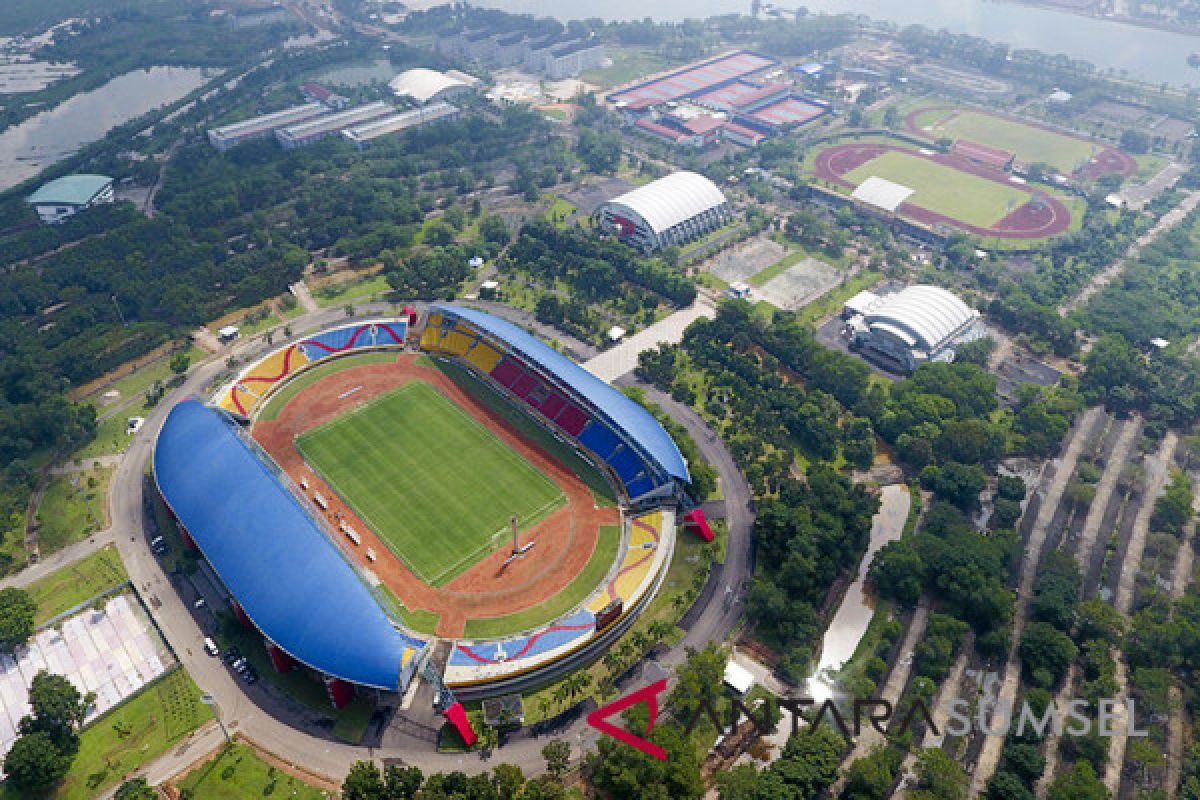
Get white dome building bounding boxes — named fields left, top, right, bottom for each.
left=596, top=171, right=730, bottom=254
left=845, top=285, right=983, bottom=373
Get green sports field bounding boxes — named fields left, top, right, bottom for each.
left=296, top=381, right=565, bottom=586
left=913, top=108, right=1097, bottom=174
left=845, top=150, right=1033, bottom=228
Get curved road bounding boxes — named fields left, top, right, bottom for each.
left=93, top=303, right=754, bottom=788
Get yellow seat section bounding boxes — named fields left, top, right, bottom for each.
left=629, top=512, right=661, bottom=548
left=427, top=313, right=443, bottom=328
left=441, top=330, right=474, bottom=356
left=240, top=346, right=308, bottom=386
left=420, top=326, right=443, bottom=351
left=466, top=342, right=502, bottom=373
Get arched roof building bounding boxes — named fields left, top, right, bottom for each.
left=847, top=285, right=983, bottom=374
left=596, top=171, right=729, bottom=253
left=389, top=68, right=477, bottom=105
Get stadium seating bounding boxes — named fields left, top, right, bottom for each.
left=624, top=475, right=655, bottom=500
left=608, top=447, right=646, bottom=487
left=579, top=423, right=622, bottom=461
left=465, top=342, right=502, bottom=374
left=510, top=373, right=539, bottom=400
left=555, top=404, right=589, bottom=437
left=490, top=358, right=523, bottom=388
left=539, top=392, right=566, bottom=420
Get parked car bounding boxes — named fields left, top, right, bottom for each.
left=203, top=638, right=219, bottom=657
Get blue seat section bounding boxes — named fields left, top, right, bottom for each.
left=304, top=324, right=357, bottom=354
left=578, top=422, right=622, bottom=461
left=608, top=447, right=645, bottom=486
left=155, top=400, right=423, bottom=691
left=625, top=475, right=656, bottom=500
left=448, top=608, right=594, bottom=666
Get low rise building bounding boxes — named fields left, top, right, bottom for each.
left=26, top=174, right=114, bottom=224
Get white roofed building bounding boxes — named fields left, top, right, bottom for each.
left=389, top=68, right=478, bottom=106
left=595, top=171, right=730, bottom=254
left=846, top=285, right=983, bottom=373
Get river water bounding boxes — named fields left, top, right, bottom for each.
left=808, top=483, right=911, bottom=702
left=474, top=0, right=1199, bottom=87
left=0, top=66, right=211, bottom=191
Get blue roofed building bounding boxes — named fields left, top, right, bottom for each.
left=154, top=399, right=425, bottom=697
left=26, top=174, right=114, bottom=224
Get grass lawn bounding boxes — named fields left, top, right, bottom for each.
left=913, top=107, right=1098, bottom=173
left=0, top=668, right=213, bottom=800
left=375, top=584, right=440, bottom=635
left=71, top=410, right=134, bottom=460
left=845, top=150, right=1034, bottom=228
left=544, top=196, right=577, bottom=228
left=36, top=467, right=113, bottom=554
left=177, top=742, right=329, bottom=800
left=256, top=351, right=400, bottom=422
left=314, top=274, right=391, bottom=307
left=27, top=545, right=127, bottom=625
left=94, top=345, right=206, bottom=406
left=433, top=358, right=617, bottom=507
left=580, top=47, right=671, bottom=89
left=463, top=524, right=621, bottom=638
left=296, top=381, right=565, bottom=586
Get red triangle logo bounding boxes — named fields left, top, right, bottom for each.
left=586, top=679, right=668, bottom=761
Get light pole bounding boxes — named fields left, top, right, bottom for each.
left=201, top=693, right=231, bottom=743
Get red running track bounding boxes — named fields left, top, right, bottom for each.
left=812, top=142, right=1073, bottom=240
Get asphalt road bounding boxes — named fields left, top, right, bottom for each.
left=79, top=302, right=755, bottom=786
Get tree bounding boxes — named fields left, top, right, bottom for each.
left=542, top=739, right=571, bottom=778
left=384, top=763, right=423, bottom=798
left=115, top=777, right=158, bottom=800
left=492, top=763, right=525, bottom=800
left=1018, top=622, right=1078, bottom=688
left=4, top=731, right=69, bottom=794
left=986, top=770, right=1034, bottom=800
left=169, top=351, right=190, bottom=376
left=868, top=540, right=924, bottom=607
left=1046, top=761, right=1107, bottom=800
left=342, top=760, right=387, bottom=800
left=21, top=670, right=93, bottom=749
left=911, top=747, right=968, bottom=800
left=0, top=588, right=36, bottom=652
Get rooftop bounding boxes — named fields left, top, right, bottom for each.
left=27, top=174, right=112, bottom=206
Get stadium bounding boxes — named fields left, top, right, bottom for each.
left=153, top=306, right=689, bottom=719
left=596, top=171, right=731, bottom=253
left=842, top=285, right=985, bottom=373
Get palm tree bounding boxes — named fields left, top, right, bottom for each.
left=649, top=620, right=673, bottom=642
left=630, top=631, right=649, bottom=653
left=553, top=682, right=570, bottom=707
left=602, top=652, right=622, bottom=676
left=539, top=697, right=550, bottom=721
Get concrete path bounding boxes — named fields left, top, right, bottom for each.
left=583, top=297, right=716, bottom=382
left=894, top=635, right=973, bottom=797
left=829, top=597, right=931, bottom=797
left=969, top=407, right=1105, bottom=796
left=290, top=280, right=319, bottom=313
left=1036, top=414, right=1137, bottom=798
left=1060, top=191, right=1200, bottom=316
left=1165, top=472, right=1199, bottom=799
left=0, top=529, right=117, bottom=591
left=1104, top=432, right=1178, bottom=795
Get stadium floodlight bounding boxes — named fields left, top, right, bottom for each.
left=201, top=693, right=231, bottom=743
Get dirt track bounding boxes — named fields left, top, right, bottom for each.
left=253, top=354, right=618, bottom=638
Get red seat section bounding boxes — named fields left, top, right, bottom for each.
left=511, top=373, right=538, bottom=399
left=557, top=404, right=589, bottom=437
left=540, top=392, right=566, bottom=420
left=490, top=358, right=523, bottom=388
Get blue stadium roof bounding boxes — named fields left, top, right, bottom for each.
left=154, top=399, right=420, bottom=690
left=432, top=304, right=690, bottom=482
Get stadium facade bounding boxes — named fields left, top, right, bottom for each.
left=153, top=309, right=687, bottom=708
left=843, top=285, right=984, bottom=373
left=596, top=171, right=730, bottom=254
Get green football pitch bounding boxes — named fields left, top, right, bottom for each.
left=296, top=381, right=566, bottom=586
left=913, top=108, right=1098, bottom=174
left=845, top=150, right=1033, bottom=228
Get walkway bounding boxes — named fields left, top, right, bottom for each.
left=1104, top=432, right=1177, bottom=795
left=583, top=297, right=716, bottom=382
left=969, top=407, right=1106, bottom=795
